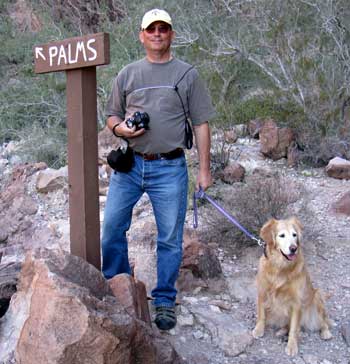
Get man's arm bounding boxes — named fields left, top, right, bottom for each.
left=193, top=122, right=212, bottom=191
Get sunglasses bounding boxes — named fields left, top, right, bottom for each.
left=144, top=25, right=171, bottom=34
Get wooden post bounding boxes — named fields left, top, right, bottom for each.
left=34, top=33, right=110, bottom=270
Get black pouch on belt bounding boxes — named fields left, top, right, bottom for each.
left=107, top=142, right=134, bottom=173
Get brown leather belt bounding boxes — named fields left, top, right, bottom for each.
left=134, top=148, right=184, bottom=161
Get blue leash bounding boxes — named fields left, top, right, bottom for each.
left=193, top=188, right=265, bottom=249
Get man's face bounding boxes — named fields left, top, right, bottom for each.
left=139, top=21, right=174, bottom=54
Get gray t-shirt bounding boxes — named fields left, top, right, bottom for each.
left=105, top=57, right=216, bottom=153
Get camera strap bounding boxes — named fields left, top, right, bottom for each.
left=173, top=66, right=194, bottom=149
left=173, top=65, right=194, bottom=119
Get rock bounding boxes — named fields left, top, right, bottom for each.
left=341, top=321, right=350, bottom=346
left=36, top=166, right=68, bottom=193
left=128, top=221, right=157, bottom=298
left=0, top=158, right=8, bottom=171
left=325, top=157, right=350, bottom=180
left=226, top=272, right=257, bottom=303
left=303, top=354, right=319, bottom=364
left=248, top=118, right=264, bottom=138
left=260, top=119, right=294, bottom=160
left=181, top=232, right=222, bottom=279
left=0, top=248, right=182, bottom=364
left=192, top=305, right=253, bottom=357
left=177, top=268, right=207, bottom=292
left=0, top=231, right=8, bottom=243
left=98, top=126, right=121, bottom=163
left=224, top=130, right=238, bottom=144
left=177, top=312, right=194, bottom=327
left=0, top=262, right=21, bottom=317
left=233, top=124, right=248, bottom=138
left=208, top=299, right=231, bottom=311
left=108, top=273, right=151, bottom=326
left=1, top=163, right=46, bottom=204
left=332, top=191, right=350, bottom=215
left=12, top=195, right=38, bottom=216
left=220, top=162, right=245, bottom=184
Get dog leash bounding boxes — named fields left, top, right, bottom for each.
left=193, top=188, right=266, bottom=251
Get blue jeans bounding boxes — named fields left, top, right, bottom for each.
left=101, top=153, right=188, bottom=307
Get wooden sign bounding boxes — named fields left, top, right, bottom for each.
left=34, top=33, right=110, bottom=270
left=34, top=32, right=109, bottom=74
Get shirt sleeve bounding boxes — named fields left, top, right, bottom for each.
left=188, top=70, right=216, bottom=125
left=105, top=74, right=126, bottom=120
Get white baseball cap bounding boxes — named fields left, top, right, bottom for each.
left=141, top=9, right=172, bottom=30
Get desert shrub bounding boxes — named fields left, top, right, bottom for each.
left=297, top=131, right=350, bottom=167
left=210, top=131, right=242, bottom=174
left=15, top=121, right=67, bottom=168
left=230, top=97, right=306, bottom=127
left=200, top=173, right=302, bottom=254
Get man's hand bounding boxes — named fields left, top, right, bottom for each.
left=196, top=169, right=212, bottom=192
left=114, top=121, right=145, bottom=139
left=107, top=116, right=145, bottom=139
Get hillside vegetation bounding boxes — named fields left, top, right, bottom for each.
left=1, top=0, right=349, bottom=167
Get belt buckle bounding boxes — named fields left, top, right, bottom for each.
left=144, top=153, right=158, bottom=161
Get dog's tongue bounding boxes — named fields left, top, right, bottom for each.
left=287, top=253, right=297, bottom=261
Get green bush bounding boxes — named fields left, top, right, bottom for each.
left=16, top=122, right=67, bottom=168
left=229, top=97, right=306, bottom=126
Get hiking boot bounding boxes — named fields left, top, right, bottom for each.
left=154, top=306, right=177, bottom=330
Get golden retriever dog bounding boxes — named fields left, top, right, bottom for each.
left=252, top=217, right=332, bottom=356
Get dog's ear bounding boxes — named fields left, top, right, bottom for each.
left=260, top=218, right=277, bottom=246
left=290, top=216, right=303, bottom=241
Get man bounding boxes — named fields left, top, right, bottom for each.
left=102, top=8, right=216, bottom=330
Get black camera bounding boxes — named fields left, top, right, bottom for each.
left=125, top=111, right=150, bottom=130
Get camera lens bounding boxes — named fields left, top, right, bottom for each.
left=126, top=111, right=150, bottom=130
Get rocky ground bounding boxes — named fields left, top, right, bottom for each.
left=0, top=136, right=350, bottom=364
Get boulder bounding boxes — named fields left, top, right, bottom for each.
left=332, top=191, right=350, bottom=215
left=108, top=273, right=152, bottom=326
left=220, top=162, right=245, bottom=184
left=176, top=231, right=224, bottom=293
left=259, top=119, right=294, bottom=160
left=0, top=163, right=46, bottom=256
left=325, top=157, right=350, bottom=180
left=181, top=231, right=222, bottom=279
left=0, top=248, right=182, bottom=364
left=191, top=305, right=253, bottom=357
left=248, top=118, right=264, bottom=139
left=36, top=166, right=68, bottom=193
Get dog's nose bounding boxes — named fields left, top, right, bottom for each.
left=290, top=245, right=298, bottom=254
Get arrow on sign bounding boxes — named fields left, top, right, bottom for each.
left=35, top=47, right=46, bottom=61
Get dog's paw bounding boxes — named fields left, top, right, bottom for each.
left=285, top=340, right=298, bottom=356
left=320, top=328, right=332, bottom=340
left=252, top=324, right=265, bottom=338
